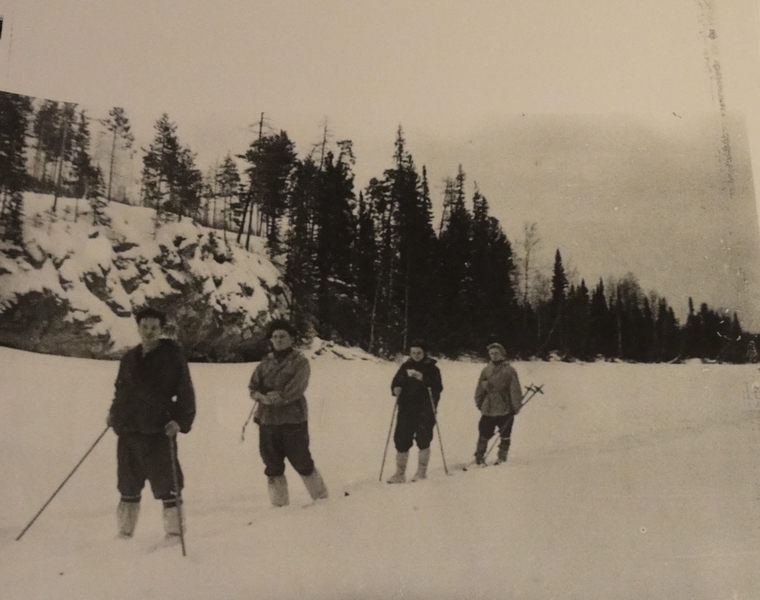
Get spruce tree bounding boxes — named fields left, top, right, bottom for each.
left=364, top=127, right=438, bottom=354
left=353, top=190, right=378, bottom=347
left=284, top=156, right=320, bottom=335
left=141, top=114, right=180, bottom=224
left=141, top=115, right=200, bottom=225
left=174, top=146, right=203, bottom=221
left=588, top=279, right=611, bottom=358
left=469, top=186, right=518, bottom=352
left=313, top=143, right=358, bottom=342
left=0, top=92, right=32, bottom=250
left=545, top=249, right=568, bottom=353
left=88, top=166, right=110, bottom=227
left=216, top=155, right=240, bottom=238
left=437, top=166, right=473, bottom=354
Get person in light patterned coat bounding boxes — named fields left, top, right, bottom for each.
left=473, top=342, right=522, bottom=465
left=248, top=319, right=327, bottom=507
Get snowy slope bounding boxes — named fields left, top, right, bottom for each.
left=0, top=193, right=285, bottom=356
left=2, top=346, right=760, bottom=599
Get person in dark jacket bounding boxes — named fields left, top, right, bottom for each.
left=473, top=342, right=522, bottom=465
left=107, top=307, right=196, bottom=539
left=387, top=340, right=443, bottom=483
left=248, top=319, right=328, bottom=507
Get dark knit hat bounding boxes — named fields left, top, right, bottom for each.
left=267, top=319, right=297, bottom=339
left=409, top=339, right=427, bottom=353
left=134, top=307, right=167, bottom=327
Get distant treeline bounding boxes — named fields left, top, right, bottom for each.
left=0, top=90, right=756, bottom=363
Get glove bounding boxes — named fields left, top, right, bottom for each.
left=252, top=391, right=268, bottom=403
left=392, top=387, right=402, bottom=397
left=164, top=420, right=181, bottom=437
left=406, top=369, right=423, bottom=381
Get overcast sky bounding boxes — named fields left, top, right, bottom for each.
left=2, top=0, right=760, bottom=327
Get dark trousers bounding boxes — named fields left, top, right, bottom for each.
left=394, top=408, right=435, bottom=452
left=478, top=414, right=514, bottom=440
left=117, top=433, right=182, bottom=501
left=259, top=422, right=315, bottom=477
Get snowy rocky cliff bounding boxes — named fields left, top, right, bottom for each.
left=0, top=193, right=289, bottom=361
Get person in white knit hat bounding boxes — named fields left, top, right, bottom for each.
left=473, top=342, right=522, bottom=465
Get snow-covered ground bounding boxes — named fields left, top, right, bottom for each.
left=2, top=346, right=760, bottom=599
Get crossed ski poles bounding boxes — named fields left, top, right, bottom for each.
left=480, top=383, right=544, bottom=465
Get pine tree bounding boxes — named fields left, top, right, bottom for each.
left=241, top=129, right=296, bottom=254
left=100, top=107, right=134, bottom=203
left=69, top=110, right=96, bottom=200
left=51, top=102, right=77, bottom=213
left=31, top=99, right=63, bottom=188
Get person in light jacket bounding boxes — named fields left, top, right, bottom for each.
left=473, top=342, right=522, bottom=465
left=248, top=319, right=327, bottom=507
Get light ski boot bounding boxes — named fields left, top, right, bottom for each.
left=162, top=497, right=185, bottom=538
left=411, top=447, right=431, bottom=481
left=387, top=451, right=409, bottom=484
left=117, top=498, right=140, bottom=539
left=268, top=475, right=290, bottom=507
left=494, top=437, right=511, bottom=465
left=301, top=468, right=328, bottom=501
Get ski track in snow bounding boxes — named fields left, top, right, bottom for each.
left=2, top=347, right=760, bottom=599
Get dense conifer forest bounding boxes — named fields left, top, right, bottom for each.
left=0, top=90, right=755, bottom=362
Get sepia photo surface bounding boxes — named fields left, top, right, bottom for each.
left=2, top=1, right=760, bottom=598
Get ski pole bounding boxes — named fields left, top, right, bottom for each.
left=168, top=434, right=187, bottom=557
left=379, top=401, right=398, bottom=481
left=520, top=384, right=544, bottom=409
left=427, top=388, right=449, bottom=475
left=483, top=384, right=544, bottom=462
left=16, top=425, right=110, bottom=541
left=240, top=401, right=259, bottom=443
